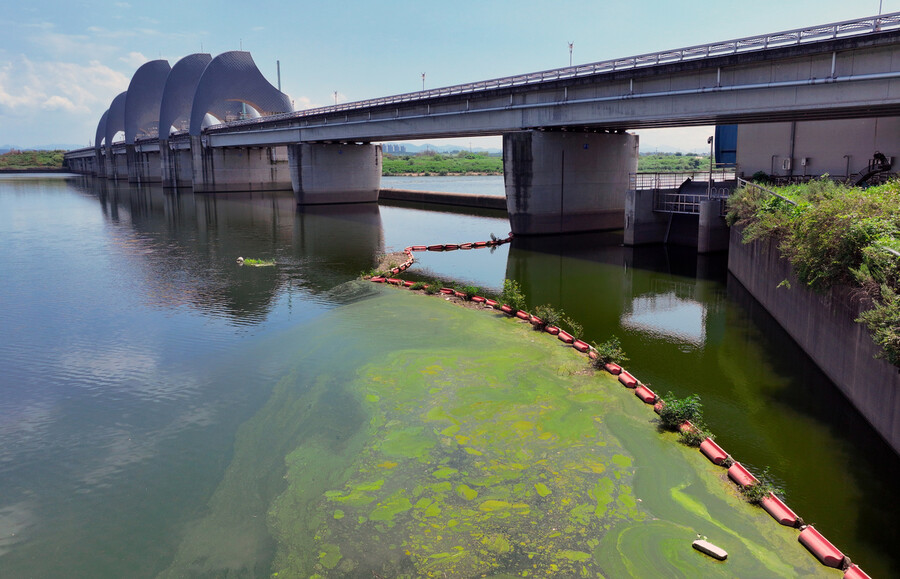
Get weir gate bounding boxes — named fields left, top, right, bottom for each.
left=65, top=13, right=900, bottom=238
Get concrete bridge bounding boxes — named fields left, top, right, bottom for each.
left=65, top=12, right=900, bottom=235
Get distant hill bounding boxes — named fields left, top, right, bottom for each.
left=1, top=143, right=84, bottom=153
left=383, top=142, right=502, bottom=155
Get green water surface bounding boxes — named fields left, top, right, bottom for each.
left=160, top=284, right=834, bottom=578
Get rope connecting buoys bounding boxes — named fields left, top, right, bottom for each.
left=760, top=492, right=800, bottom=527
left=699, top=438, right=729, bottom=465
left=798, top=526, right=845, bottom=569
left=727, top=462, right=759, bottom=487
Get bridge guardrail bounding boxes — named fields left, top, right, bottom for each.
left=207, top=12, right=900, bottom=133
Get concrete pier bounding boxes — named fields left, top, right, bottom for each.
left=191, top=136, right=292, bottom=193
left=503, top=131, right=638, bottom=235
left=289, top=143, right=382, bottom=204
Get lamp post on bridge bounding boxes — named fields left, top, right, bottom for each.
left=422, top=72, right=425, bottom=91
left=568, top=42, right=574, bottom=67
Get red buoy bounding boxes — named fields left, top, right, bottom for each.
left=843, top=564, right=872, bottom=579
left=471, top=296, right=486, bottom=303
left=604, top=363, right=622, bottom=375
left=370, top=276, right=385, bottom=283
left=545, top=326, right=560, bottom=335
left=485, top=299, right=499, bottom=307
left=454, top=291, right=466, bottom=298
left=727, top=462, right=759, bottom=487
left=588, top=350, right=598, bottom=360
left=411, top=245, right=427, bottom=251
left=386, top=278, right=403, bottom=285
left=699, top=438, right=728, bottom=465
left=500, top=304, right=514, bottom=314
left=474, top=241, right=488, bottom=247
left=634, top=384, right=657, bottom=403
left=427, top=244, right=445, bottom=251
left=515, top=310, right=530, bottom=320
left=798, top=526, right=844, bottom=568
left=403, top=281, right=415, bottom=287
left=760, top=492, right=799, bottom=526
left=557, top=330, right=575, bottom=344
left=444, top=244, right=459, bottom=250
left=653, top=400, right=665, bottom=414
left=460, top=243, right=473, bottom=249
left=573, top=340, right=590, bottom=353
left=440, top=288, right=454, bottom=295
left=618, top=371, right=638, bottom=388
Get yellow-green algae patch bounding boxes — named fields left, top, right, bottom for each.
left=160, top=284, right=838, bottom=577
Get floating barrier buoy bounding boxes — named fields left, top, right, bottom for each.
left=411, top=245, right=427, bottom=251
left=403, top=281, right=415, bottom=287
left=545, top=326, right=560, bottom=335
left=500, top=304, right=514, bottom=314
left=474, top=241, right=488, bottom=247
left=618, top=371, right=638, bottom=388
left=760, top=492, right=799, bottom=527
left=798, top=526, right=845, bottom=568
left=386, top=278, right=403, bottom=285
left=557, top=330, right=575, bottom=344
left=529, top=315, right=542, bottom=325
left=444, top=244, right=459, bottom=250
left=727, top=462, right=758, bottom=487
left=588, top=350, right=598, bottom=360
left=515, top=310, right=530, bottom=320
left=454, top=291, right=466, bottom=298
left=460, top=243, right=473, bottom=249
left=843, top=564, right=872, bottom=579
left=692, top=539, right=727, bottom=561
left=679, top=421, right=699, bottom=435
left=440, top=288, right=454, bottom=295
left=604, top=363, right=622, bottom=375
left=653, top=400, right=665, bottom=414
left=485, top=298, right=499, bottom=307
left=573, top=340, right=590, bottom=353
left=471, top=296, right=486, bottom=303
left=427, top=244, right=445, bottom=251
left=699, top=438, right=728, bottom=466
left=370, top=276, right=386, bottom=283
left=634, top=384, right=657, bottom=404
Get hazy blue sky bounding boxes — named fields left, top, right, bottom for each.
left=0, top=0, right=894, bottom=150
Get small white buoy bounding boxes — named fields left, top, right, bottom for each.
left=236, top=256, right=244, bottom=265
left=693, top=539, right=727, bottom=561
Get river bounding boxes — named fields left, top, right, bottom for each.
left=0, top=174, right=897, bottom=577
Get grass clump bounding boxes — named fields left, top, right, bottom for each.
left=657, top=392, right=711, bottom=446
left=728, top=177, right=900, bottom=366
left=500, top=279, right=526, bottom=311
left=410, top=281, right=427, bottom=291
left=532, top=304, right=564, bottom=332
left=590, top=336, right=628, bottom=367
left=739, top=467, right=785, bottom=505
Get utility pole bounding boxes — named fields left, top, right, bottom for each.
left=333, top=91, right=338, bottom=106
left=422, top=72, right=426, bottom=91
left=568, top=42, right=574, bottom=66
left=277, top=60, right=281, bottom=91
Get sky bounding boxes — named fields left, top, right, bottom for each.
left=1, top=0, right=895, bottom=151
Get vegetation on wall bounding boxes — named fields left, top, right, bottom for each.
left=727, top=178, right=900, bottom=366
left=0, top=150, right=66, bottom=169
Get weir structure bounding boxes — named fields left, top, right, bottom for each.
left=66, top=12, right=900, bottom=236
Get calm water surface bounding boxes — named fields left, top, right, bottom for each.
left=1, top=174, right=897, bottom=577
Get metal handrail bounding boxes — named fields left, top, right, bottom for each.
left=209, top=12, right=900, bottom=132
left=736, top=177, right=797, bottom=205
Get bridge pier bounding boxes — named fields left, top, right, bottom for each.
left=190, top=136, right=292, bottom=193
left=503, top=131, right=638, bottom=235
left=288, top=143, right=382, bottom=204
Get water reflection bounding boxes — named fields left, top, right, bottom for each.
left=622, top=288, right=707, bottom=348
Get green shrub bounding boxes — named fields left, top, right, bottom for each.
left=739, top=467, right=785, bottom=505
left=410, top=281, right=427, bottom=291
left=658, top=392, right=703, bottom=431
left=561, top=316, right=583, bottom=340
left=424, top=281, right=440, bottom=295
left=532, top=304, right=564, bottom=331
left=500, top=279, right=526, bottom=311
left=590, top=336, right=628, bottom=367
left=461, top=285, right=480, bottom=300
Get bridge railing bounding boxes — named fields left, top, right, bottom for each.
left=630, top=167, right=738, bottom=190
left=207, top=12, right=900, bottom=133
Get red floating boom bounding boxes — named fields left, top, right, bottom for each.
left=798, top=525, right=845, bottom=568
left=727, top=462, right=759, bottom=487
left=760, top=492, right=799, bottom=526
left=699, top=438, right=728, bottom=466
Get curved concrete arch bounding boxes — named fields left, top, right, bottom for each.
left=189, top=51, right=292, bottom=136
left=124, top=59, right=171, bottom=144
left=158, top=53, right=211, bottom=136
left=94, top=109, right=109, bottom=151
left=105, top=91, right=128, bottom=150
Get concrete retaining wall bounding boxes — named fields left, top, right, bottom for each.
left=379, top=189, right=507, bottom=210
left=727, top=226, right=900, bottom=454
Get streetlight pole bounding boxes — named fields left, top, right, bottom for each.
left=568, top=42, right=574, bottom=66
left=422, top=72, right=425, bottom=91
